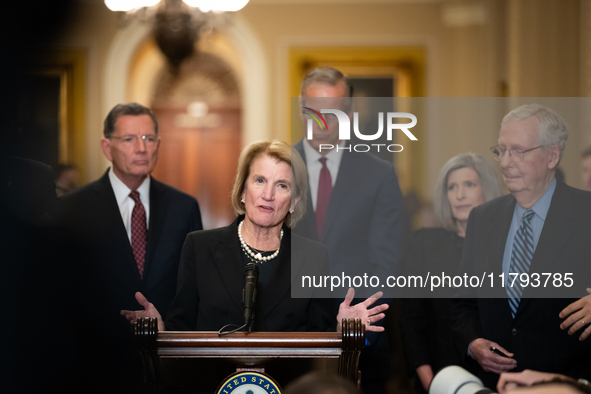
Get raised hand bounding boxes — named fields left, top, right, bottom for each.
left=336, top=288, right=389, bottom=332
left=120, top=292, right=165, bottom=331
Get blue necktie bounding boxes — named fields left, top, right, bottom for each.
left=507, top=209, right=535, bottom=317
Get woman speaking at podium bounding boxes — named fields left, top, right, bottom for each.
left=122, top=140, right=387, bottom=334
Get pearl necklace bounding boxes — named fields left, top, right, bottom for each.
left=238, top=220, right=283, bottom=263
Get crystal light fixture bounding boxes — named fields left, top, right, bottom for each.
left=104, top=0, right=249, bottom=68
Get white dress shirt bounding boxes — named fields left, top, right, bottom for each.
left=108, top=168, right=151, bottom=243
left=302, top=139, right=344, bottom=211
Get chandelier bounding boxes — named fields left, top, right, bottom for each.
left=104, top=0, right=249, bottom=68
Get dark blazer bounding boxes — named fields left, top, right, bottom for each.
left=292, top=140, right=403, bottom=286
left=59, top=170, right=202, bottom=391
left=166, top=216, right=334, bottom=333
left=293, top=140, right=403, bottom=385
left=452, top=180, right=591, bottom=388
left=400, top=228, right=466, bottom=387
left=60, top=170, right=203, bottom=319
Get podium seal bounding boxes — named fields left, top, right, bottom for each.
left=216, top=371, right=282, bottom=394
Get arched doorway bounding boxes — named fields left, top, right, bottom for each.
left=104, top=18, right=269, bottom=228
left=150, top=51, right=241, bottom=229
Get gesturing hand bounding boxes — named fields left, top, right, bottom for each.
left=469, top=338, right=516, bottom=374
left=559, top=288, right=591, bottom=341
left=336, top=288, right=389, bottom=332
left=120, top=292, right=165, bottom=331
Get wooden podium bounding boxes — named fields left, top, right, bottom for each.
left=134, top=318, right=365, bottom=393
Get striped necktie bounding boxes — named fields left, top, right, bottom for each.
left=507, top=208, right=535, bottom=317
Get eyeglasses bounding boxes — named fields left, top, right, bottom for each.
left=490, top=145, right=542, bottom=162
left=110, top=134, right=158, bottom=147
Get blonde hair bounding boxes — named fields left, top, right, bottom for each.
left=231, top=140, right=308, bottom=228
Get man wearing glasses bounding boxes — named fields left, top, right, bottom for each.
left=60, top=103, right=202, bottom=390
left=452, top=104, right=591, bottom=389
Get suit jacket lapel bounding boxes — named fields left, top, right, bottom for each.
left=486, top=195, right=515, bottom=319
left=209, top=217, right=293, bottom=326
left=321, top=149, right=354, bottom=240
left=144, top=178, right=167, bottom=280
left=519, top=181, right=575, bottom=309
left=210, top=218, right=246, bottom=314
left=94, top=171, right=141, bottom=283
left=259, top=227, right=292, bottom=320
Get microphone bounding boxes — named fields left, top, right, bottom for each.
left=243, top=263, right=259, bottom=332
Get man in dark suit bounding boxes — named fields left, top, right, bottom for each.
left=292, top=68, right=403, bottom=394
left=60, top=103, right=202, bottom=392
left=452, top=104, right=591, bottom=389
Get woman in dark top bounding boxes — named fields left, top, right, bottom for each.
left=122, top=140, right=388, bottom=333
left=400, top=153, right=501, bottom=393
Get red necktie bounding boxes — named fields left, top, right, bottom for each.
left=130, top=190, right=146, bottom=279
left=316, top=157, right=332, bottom=239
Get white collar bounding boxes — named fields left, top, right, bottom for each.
left=303, top=138, right=345, bottom=165
left=108, top=167, right=151, bottom=206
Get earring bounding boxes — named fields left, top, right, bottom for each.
left=241, top=198, right=245, bottom=204
left=289, top=208, right=294, bottom=214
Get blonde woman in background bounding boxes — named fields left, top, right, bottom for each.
left=400, top=153, right=501, bottom=393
